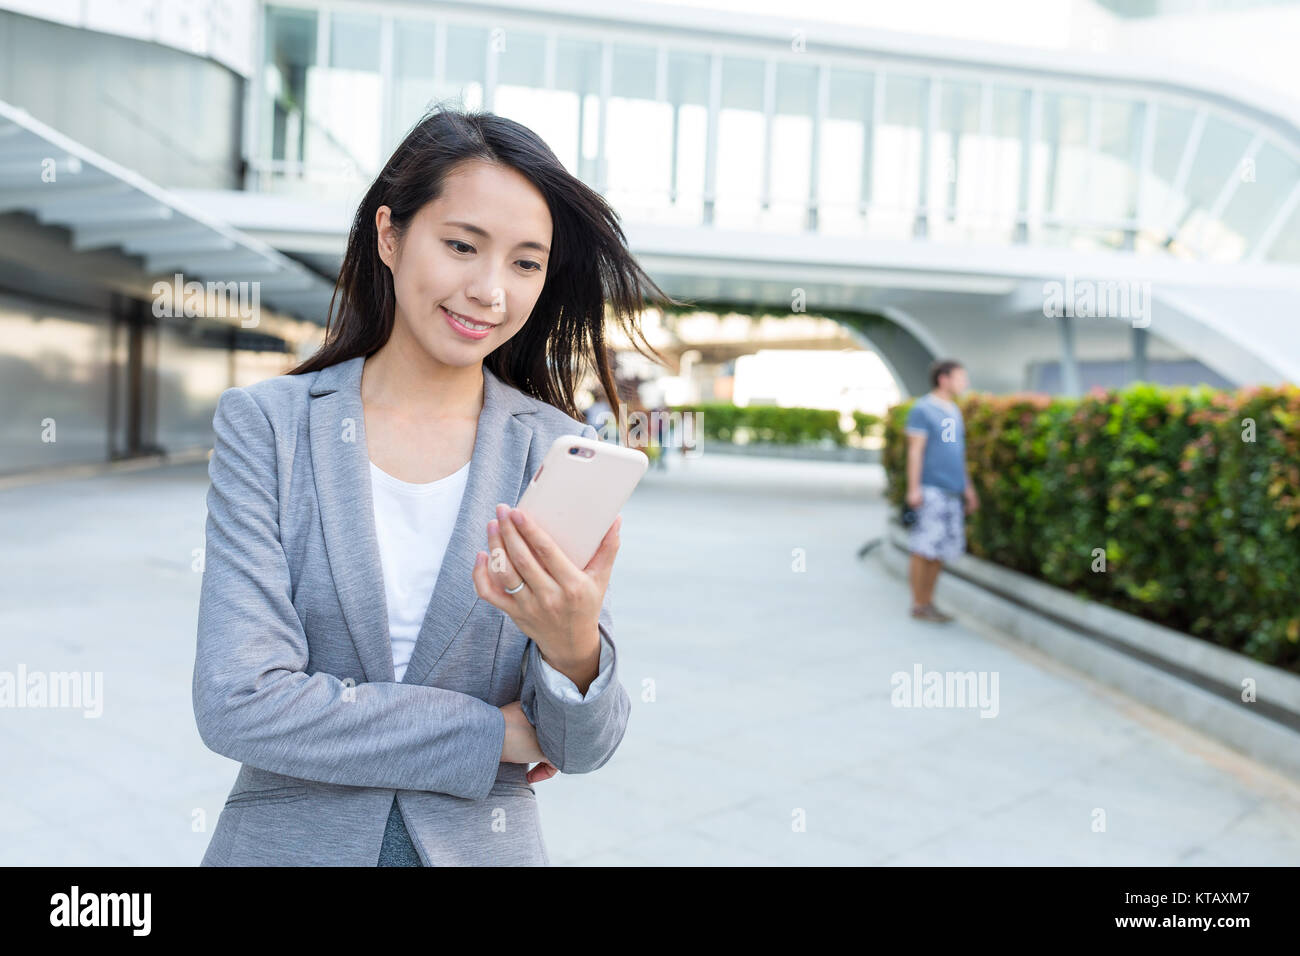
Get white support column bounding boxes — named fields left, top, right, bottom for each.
left=915, top=74, right=938, bottom=239
left=379, top=15, right=395, bottom=159
left=809, top=64, right=827, bottom=232
left=666, top=50, right=680, bottom=205
left=316, top=10, right=330, bottom=84
left=1059, top=314, right=1081, bottom=397
left=1083, top=93, right=1100, bottom=217
left=246, top=0, right=265, bottom=191
left=760, top=59, right=774, bottom=212
left=484, top=29, right=498, bottom=112
left=1132, top=97, right=1157, bottom=249
left=544, top=31, right=557, bottom=90
left=434, top=21, right=446, bottom=88
left=1131, top=324, right=1148, bottom=382
left=704, top=51, right=721, bottom=225
left=314, top=8, right=331, bottom=181
left=597, top=41, right=612, bottom=193
left=860, top=70, right=883, bottom=216
left=975, top=80, right=991, bottom=228
left=1021, top=86, right=1043, bottom=242
left=656, top=45, right=674, bottom=204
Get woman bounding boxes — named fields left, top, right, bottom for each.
left=193, top=106, right=675, bottom=866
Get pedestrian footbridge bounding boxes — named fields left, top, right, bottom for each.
left=161, top=3, right=1300, bottom=392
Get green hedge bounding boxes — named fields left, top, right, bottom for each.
left=884, top=384, right=1300, bottom=673
left=671, top=402, right=880, bottom=446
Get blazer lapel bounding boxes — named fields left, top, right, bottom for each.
left=308, top=354, right=537, bottom=687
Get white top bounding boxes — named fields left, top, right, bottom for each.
left=368, top=459, right=613, bottom=701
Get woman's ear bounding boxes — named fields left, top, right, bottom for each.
left=375, top=205, right=397, bottom=270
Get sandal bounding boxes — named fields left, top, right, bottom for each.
left=910, top=604, right=953, bottom=623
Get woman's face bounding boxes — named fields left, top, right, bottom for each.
left=376, top=159, right=553, bottom=369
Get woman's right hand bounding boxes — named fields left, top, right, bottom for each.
left=499, top=701, right=558, bottom=784
left=499, top=700, right=545, bottom=764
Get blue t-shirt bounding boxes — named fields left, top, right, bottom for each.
left=904, top=394, right=967, bottom=495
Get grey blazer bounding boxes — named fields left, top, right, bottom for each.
left=193, top=354, right=630, bottom=866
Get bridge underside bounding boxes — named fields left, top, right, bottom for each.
left=633, top=229, right=1299, bottom=397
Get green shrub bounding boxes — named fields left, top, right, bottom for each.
left=883, top=404, right=911, bottom=510
left=852, top=411, right=882, bottom=441
left=1207, top=386, right=1300, bottom=666
left=963, top=394, right=1053, bottom=576
left=672, top=402, right=849, bottom=446
left=1035, top=392, right=1122, bottom=600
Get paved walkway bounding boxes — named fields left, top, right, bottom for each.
left=2, top=452, right=1298, bottom=864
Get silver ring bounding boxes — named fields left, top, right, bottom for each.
left=504, top=580, right=526, bottom=594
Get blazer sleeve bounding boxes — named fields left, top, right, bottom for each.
left=192, top=386, right=506, bottom=800
left=517, top=424, right=632, bottom=773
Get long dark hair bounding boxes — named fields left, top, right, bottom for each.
left=287, top=103, right=680, bottom=438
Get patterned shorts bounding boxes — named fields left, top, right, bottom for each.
left=909, top=485, right=966, bottom=562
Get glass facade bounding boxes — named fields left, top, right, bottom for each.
left=250, top=3, right=1300, bottom=265
left=0, top=296, right=118, bottom=472
left=0, top=291, right=292, bottom=476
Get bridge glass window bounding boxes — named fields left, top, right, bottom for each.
left=391, top=19, right=437, bottom=152
left=1168, top=114, right=1253, bottom=257
left=664, top=50, right=709, bottom=225
left=260, top=6, right=318, bottom=193
left=556, top=38, right=602, bottom=183
left=1032, top=91, right=1091, bottom=246
left=715, top=56, right=766, bottom=229
left=819, top=69, right=874, bottom=237
left=312, top=11, right=382, bottom=180
left=606, top=44, right=675, bottom=222
left=927, top=79, right=980, bottom=242
left=492, top=30, right=575, bottom=174
left=870, top=73, right=927, bottom=239
left=1263, top=200, right=1300, bottom=264
left=445, top=24, right=488, bottom=111
left=1092, top=98, right=1143, bottom=231
left=1215, top=141, right=1300, bottom=261
left=987, top=85, right=1030, bottom=244
left=1136, top=103, right=1197, bottom=253
left=763, top=61, right=816, bottom=232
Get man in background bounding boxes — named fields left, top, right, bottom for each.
left=904, top=359, right=978, bottom=622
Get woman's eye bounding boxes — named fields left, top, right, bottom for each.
left=518, top=260, right=542, bottom=272
left=446, top=239, right=474, bottom=254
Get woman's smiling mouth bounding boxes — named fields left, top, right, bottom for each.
left=442, top=305, right=497, bottom=339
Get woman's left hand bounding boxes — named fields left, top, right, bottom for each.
left=473, top=503, right=621, bottom=673
left=528, top=761, right=559, bottom=785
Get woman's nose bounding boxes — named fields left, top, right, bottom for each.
left=465, top=276, right=506, bottom=313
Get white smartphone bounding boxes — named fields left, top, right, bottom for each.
left=514, top=434, right=648, bottom=568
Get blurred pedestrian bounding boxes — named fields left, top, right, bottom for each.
left=583, top=387, right=613, bottom=441
left=652, top=403, right=671, bottom=470
left=903, top=359, right=978, bottom=622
